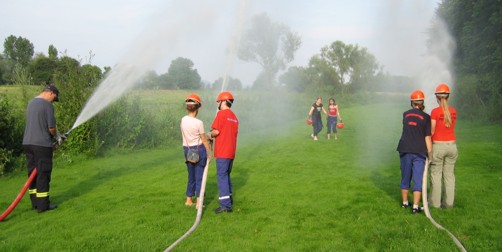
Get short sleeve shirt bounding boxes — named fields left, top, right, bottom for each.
left=396, top=108, right=431, bottom=154
left=312, top=103, right=323, bottom=119
left=431, top=106, right=457, bottom=141
left=22, top=97, right=56, bottom=147
left=181, top=115, right=205, bottom=147
left=211, top=109, right=238, bottom=159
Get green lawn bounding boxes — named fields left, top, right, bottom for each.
left=1, top=103, right=501, bottom=251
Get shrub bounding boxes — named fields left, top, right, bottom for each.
left=0, top=94, right=23, bottom=175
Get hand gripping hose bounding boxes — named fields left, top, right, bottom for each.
left=422, top=158, right=467, bottom=252
left=164, top=157, right=211, bottom=252
left=0, top=168, right=37, bottom=222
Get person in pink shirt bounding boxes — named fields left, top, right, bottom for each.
left=180, top=94, right=212, bottom=209
left=429, top=84, right=458, bottom=208
left=326, top=98, right=342, bottom=140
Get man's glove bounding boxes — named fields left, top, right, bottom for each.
left=57, top=133, right=67, bottom=145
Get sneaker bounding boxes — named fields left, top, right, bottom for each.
left=214, top=207, right=232, bottom=214
left=412, top=207, right=423, bottom=214
left=401, top=202, right=411, bottom=208
left=314, top=136, right=318, bottom=141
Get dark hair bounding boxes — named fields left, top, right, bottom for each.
left=411, top=101, right=425, bottom=111
left=186, top=103, right=200, bottom=112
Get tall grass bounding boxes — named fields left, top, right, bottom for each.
left=1, top=99, right=501, bottom=251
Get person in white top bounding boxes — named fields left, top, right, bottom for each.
left=180, top=93, right=212, bottom=209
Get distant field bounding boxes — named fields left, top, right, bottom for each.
left=1, top=97, right=500, bottom=251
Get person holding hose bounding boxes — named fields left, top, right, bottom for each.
left=396, top=90, right=432, bottom=214
left=308, top=97, right=327, bottom=141
left=208, top=91, right=239, bottom=214
left=429, top=84, right=458, bottom=209
left=180, top=94, right=212, bottom=209
left=326, top=98, right=341, bottom=140
left=22, top=84, right=64, bottom=213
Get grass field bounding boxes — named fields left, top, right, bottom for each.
left=1, top=96, right=501, bottom=251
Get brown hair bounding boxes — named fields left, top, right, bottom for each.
left=186, top=103, right=200, bottom=113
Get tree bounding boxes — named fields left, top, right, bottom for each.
left=0, top=54, right=7, bottom=84
left=239, top=13, right=301, bottom=87
left=28, top=53, right=58, bottom=84
left=165, top=57, right=201, bottom=90
left=307, top=41, right=380, bottom=93
left=3, top=35, right=34, bottom=68
left=48, top=44, right=58, bottom=59
left=279, top=66, right=309, bottom=92
left=212, top=76, right=242, bottom=91
left=435, top=0, right=502, bottom=122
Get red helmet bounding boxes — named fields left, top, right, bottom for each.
left=337, top=122, right=344, bottom=129
left=185, top=93, right=202, bottom=107
left=306, top=119, right=313, bottom=125
left=217, top=91, right=234, bottom=101
left=410, top=90, right=425, bottom=101
left=435, top=83, right=450, bottom=94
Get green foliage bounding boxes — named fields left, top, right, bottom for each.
left=436, top=0, right=502, bottom=122
left=3, top=35, right=34, bottom=68
left=51, top=56, right=102, bottom=156
left=0, top=94, right=23, bottom=175
left=163, top=57, right=201, bottom=89
left=239, top=13, right=302, bottom=86
left=308, top=41, right=380, bottom=94
left=28, top=54, right=58, bottom=84
left=211, top=76, right=243, bottom=91
left=0, top=54, right=7, bottom=84
left=279, top=66, right=308, bottom=92
left=48, top=44, right=58, bottom=59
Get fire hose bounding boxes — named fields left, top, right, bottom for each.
left=0, top=168, right=38, bottom=222
left=164, top=155, right=212, bottom=251
left=422, top=158, right=467, bottom=252
left=0, top=130, right=70, bottom=222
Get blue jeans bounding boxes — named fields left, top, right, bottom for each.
left=399, top=152, right=426, bottom=192
left=184, top=145, right=207, bottom=197
left=216, top=158, right=234, bottom=209
left=312, top=117, right=323, bottom=136
left=327, top=116, right=337, bottom=134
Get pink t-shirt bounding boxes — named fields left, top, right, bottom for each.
left=181, top=116, right=205, bottom=147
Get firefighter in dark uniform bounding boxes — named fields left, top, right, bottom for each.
left=23, top=84, right=63, bottom=213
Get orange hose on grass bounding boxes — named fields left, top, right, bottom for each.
left=0, top=168, right=37, bottom=222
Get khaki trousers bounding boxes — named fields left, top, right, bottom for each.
left=429, top=142, right=458, bottom=208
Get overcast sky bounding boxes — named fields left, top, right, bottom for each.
left=0, top=0, right=441, bottom=86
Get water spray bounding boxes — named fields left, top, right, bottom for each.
left=422, top=158, right=467, bottom=252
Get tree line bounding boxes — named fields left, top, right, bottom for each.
left=436, top=0, right=501, bottom=122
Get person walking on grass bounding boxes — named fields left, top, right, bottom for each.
left=429, top=83, right=458, bottom=209
left=180, top=93, right=212, bottom=210
left=209, top=91, right=238, bottom=214
left=308, top=97, right=327, bottom=141
left=23, top=84, right=64, bottom=213
left=396, top=90, right=432, bottom=214
left=326, top=98, right=342, bottom=140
